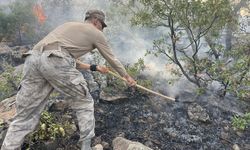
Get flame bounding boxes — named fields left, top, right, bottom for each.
left=33, top=4, right=46, bottom=24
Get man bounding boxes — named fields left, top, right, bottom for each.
left=1, top=9, right=136, bottom=150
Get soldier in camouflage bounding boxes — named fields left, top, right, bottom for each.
left=1, top=9, right=136, bottom=150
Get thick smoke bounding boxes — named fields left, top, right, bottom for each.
left=1, top=0, right=196, bottom=96
left=42, top=0, right=197, bottom=96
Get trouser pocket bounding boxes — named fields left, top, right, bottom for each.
left=70, top=76, right=88, bottom=97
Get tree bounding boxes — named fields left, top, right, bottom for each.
left=0, top=0, right=37, bottom=45
left=115, top=0, right=249, bottom=98
left=129, top=0, right=235, bottom=87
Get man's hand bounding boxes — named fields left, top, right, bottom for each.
left=96, top=66, right=109, bottom=74
left=124, top=75, right=136, bottom=87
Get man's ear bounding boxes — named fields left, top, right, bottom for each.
left=92, top=18, right=98, bottom=26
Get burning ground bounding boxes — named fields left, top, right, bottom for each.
left=0, top=44, right=249, bottom=150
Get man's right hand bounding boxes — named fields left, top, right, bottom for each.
left=124, top=75, right=136, bottom=87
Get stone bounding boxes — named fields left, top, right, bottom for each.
left=93, top=136, right=102, bottom=146
left=49, top=99, right=69, bottom=111
left=180, top=134, right=202, bottom=143
left=0, top=96, right=16, bottom=122
left=113, top=137, right=153, bottom=150
left=0, top=43, right=12, bottom=54
left=92, top=144, right=103, bottom=150
left=100, top=90, right=128, bottom=102
left=220, top=131, right=229, bottom=140
left=64, top=124, right=77, bottom=135
left=115, top=132, right=126, bottom=138
left=243, top=144, right=250, bottom=150
left=101, top=141, right=109, bottom=149
left=233, top=144, right=240, bottom=150
left=187, top=103, right=210, bottom=122
left=164, top=127, right=178, bottom=138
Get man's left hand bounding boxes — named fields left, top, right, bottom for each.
left=96, top=66, right=109, bottom=74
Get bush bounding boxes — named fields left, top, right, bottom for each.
left=104, top=58, right=152, bottom=93
left=28, top=111, right=66, bottom=142
left=0, top=0, right=37, bottom=45
left=0, top=63, right=22, bottom=101
left=232, top=112, right=250, bottom=130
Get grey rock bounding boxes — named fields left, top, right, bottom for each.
left=113, top=137, right=153, bottom=150
left=164, top=127, right=178, bottom=138
left=233, top=144, right=240, bottom=150
left=92, top=144, right=103, bottom=150
left=100, top=90, right=128, bottom=101
left=180, top=134, right=202, bottom=143
left=188, top=103, right=210, bottom=122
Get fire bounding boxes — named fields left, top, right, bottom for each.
left=33, top=4, right=46, bottom=24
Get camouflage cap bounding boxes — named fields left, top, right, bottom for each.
left=85, top=9, right=107, bottom=28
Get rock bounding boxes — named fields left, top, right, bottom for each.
left=0, top=44, right=28, bottom=67
left=92, top=144, right=103, bottom=150
left=187, top=103, right=210, bottom=122
left=13, top=64, right=23, bottom=77
left=113, top=137, right=153, bottom=150
left=144, top=140, right=154, bottom=148
left=115, top=132, right=126, bottom=138
left=0, top=43, right=12, bottom=54
left=236, top=131, right=243, bottom=137
left=220, top=131, right=229, bottom=140
left=100, top=90, right=128, bottom=102
left=180, top=134, right=202, bottom=143
left=49, top=99, right=69, bottom=111
left=243, top=144, right=250, bottom=150
left=233, top=144, right=240, bottom=150
left=64, top=123, right=77, bottom=135
left=12, top=45, right=30, bottom=58
left=164, top=127, right=178, bottom=138
left=93, top=136, right=102, bottom=146
left=0, top=96, right=16, bottom=122
left=101, top=141, right=109, bottom=149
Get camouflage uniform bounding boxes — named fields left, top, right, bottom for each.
left=1, top=10, right=128, bottom=150
left=1, top=49, right=94, bottom=150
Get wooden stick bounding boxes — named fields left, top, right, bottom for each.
left=108, top=71, right=175, bottom=101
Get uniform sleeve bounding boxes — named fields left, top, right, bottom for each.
left=94, top=31, right=128, bottom=77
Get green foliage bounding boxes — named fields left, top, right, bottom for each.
left=195, top=87, right=206, bottom=96
left=232, top=112, right=250, bottom=130
left=28, top=111, right=65, bottom=142
left=49, top=91, right=61, bottom=99
left=114, top=0, right=249, bottom=98
left=104, top=58, right=152, bottom=93
left=0, top=0, right=37, bottom=44
left=206, top=35, right=250, bottom=99
left=127, top=0, right=237, bottom=88
left=0, top=64, right=22, bottom=101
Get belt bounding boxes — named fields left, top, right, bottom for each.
left=43, top=43, right=75, bottom=58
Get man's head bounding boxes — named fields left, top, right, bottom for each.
left=85, top=9, right=107, bottom=31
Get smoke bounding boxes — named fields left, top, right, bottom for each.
left=41, top=0, right=196, bottom=95
left=1, top=0, right=197, bottom=95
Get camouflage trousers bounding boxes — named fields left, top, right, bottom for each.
left=1, top=49, right=95, bottom=150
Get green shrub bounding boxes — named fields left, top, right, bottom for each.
left=0, top=64, right=22, bottom=101
left=104, top=58, right=152, bottom=93
left=28, top=111, right=65, bottom=142
left=232, top=112, right=250, bottom=130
